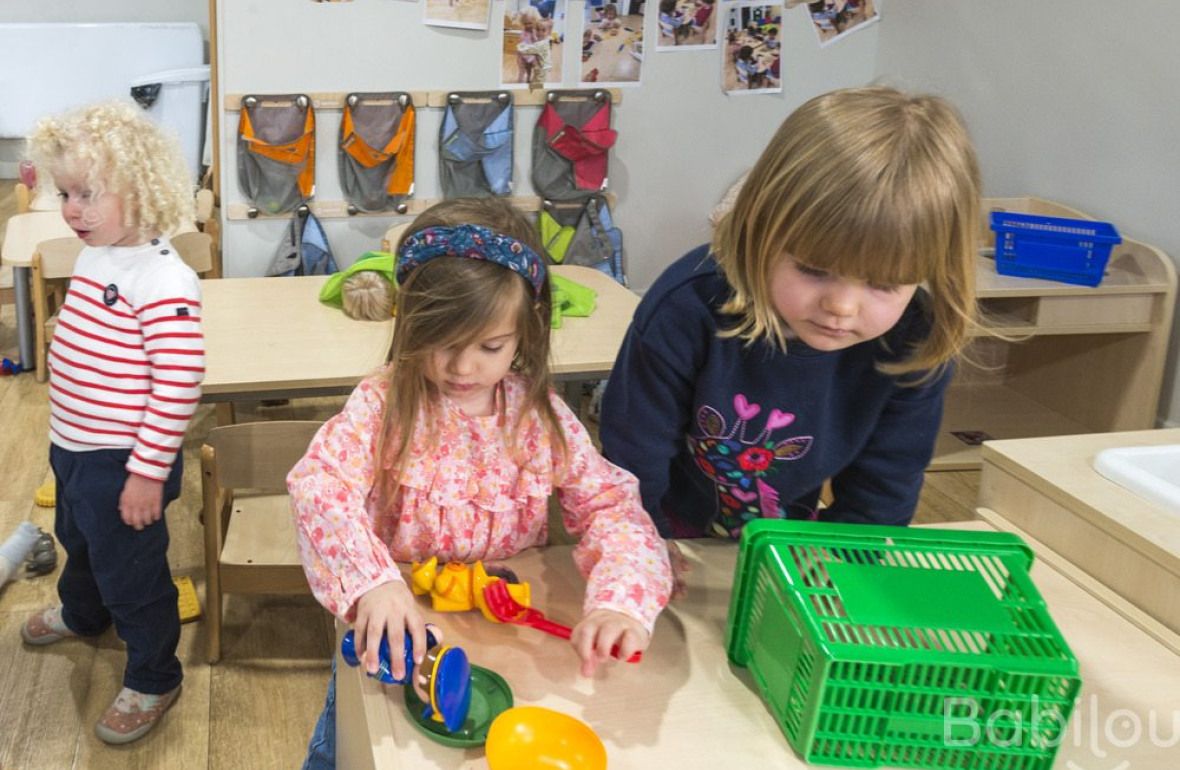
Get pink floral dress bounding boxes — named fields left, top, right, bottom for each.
left=288, top=372, right=672, bottom=632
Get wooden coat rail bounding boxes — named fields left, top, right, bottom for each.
left=226, top=192, right=617, bottom=222
left=224, top=88, right=622, bottom=111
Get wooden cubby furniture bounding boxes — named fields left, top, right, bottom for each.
left=932, top=196, right=1178, bottom=470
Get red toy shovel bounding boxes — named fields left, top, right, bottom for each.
left=482, top=580, right=642, bottom=663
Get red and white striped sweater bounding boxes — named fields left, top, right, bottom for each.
left=48, top=238, right=205, bottom=481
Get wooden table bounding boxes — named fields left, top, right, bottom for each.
left=201, top=265, right=638, bottom=404
left=979, top=428, right=1180, bottom=638
left=336, top=524, right=1180, bottom=769
left=0, top=211, right=76, bottom=366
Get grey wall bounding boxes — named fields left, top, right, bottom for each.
left=874, top=1, right=1180, bottom=427
left=216, top=0, right=879, bottom=286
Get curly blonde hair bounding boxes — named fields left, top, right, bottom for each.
left=27, top=100, right=194, bottom=238
left=712, top=86, right=982, bottom=381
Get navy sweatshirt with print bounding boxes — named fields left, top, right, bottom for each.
left=600, top=246, right=950, bottom=538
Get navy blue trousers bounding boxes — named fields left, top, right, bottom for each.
left=50, top=445, right=184, bottom=694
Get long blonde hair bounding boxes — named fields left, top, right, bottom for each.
left=712, top=86, right=981, bottom=380
left=27, top=100, right=194, bottom=238
left=372, top=198, right=564, bottom=505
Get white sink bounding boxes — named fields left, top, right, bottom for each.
left=1093, top=444, right=1180, bottom=515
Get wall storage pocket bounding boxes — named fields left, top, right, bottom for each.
left=532, top=89, right=615, bottom=201
left=339, top=92, right=416, bottom=215
left=238, top=94, right=316, bottom=216
left=438, top=91, right=514, bottom=199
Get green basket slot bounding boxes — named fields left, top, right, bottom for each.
left=725, top=520, right=1082, bottom=770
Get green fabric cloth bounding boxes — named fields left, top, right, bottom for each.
left=319, top=251, right=396, bottom=309
left=319, top=251, right=596, bottom=329
left=550, top=272, right=597, bottom=328
left=539, top=209, right=576, bottom=264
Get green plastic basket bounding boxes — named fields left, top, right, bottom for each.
left=725, top=521, right=1081, bottom=770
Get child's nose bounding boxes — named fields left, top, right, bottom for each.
left=820, top=282, right=860, bottom=316
left=447, top=350, right=474, bottom=375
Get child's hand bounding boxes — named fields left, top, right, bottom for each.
left=354, top=579, right=427, bottom=682
left=119, top=475, right=165, bottom=530
left=571, top=609, right=650, bottom=677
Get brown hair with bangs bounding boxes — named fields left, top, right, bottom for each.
left=372, top=198, right=564, bottom=505
left=712, top=86, right=982, bottom=380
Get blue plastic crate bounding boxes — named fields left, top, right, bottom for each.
left=989, top=211, right=1122, bottom=287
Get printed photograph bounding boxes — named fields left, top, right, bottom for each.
left=501, top=0, right=566, bottom=89
left=580, top=0, right=645, bottom=86
left=656, top=0, right=719, bottom=50
left=790, top=0, right=879, bottom=47
left=722, top=3, right=782, bottom=94
left=424, top=0, right=491, bottom=30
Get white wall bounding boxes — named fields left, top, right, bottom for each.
left=216, top=0, right=878, bottom=286
left=873, top=1, right=1180, bottom=427
left=0, top=1, right=209, bottom=172
left=0, top=1, right=209, bottom=38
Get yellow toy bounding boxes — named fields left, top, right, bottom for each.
left=410, top=557, right=531, bottom=623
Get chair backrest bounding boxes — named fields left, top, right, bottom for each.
left=380, top=222, right=412, bottom=253
left=14, top=182, right=31, bottom=213
left=33, top=237, right=84, bottom=281
left=204, top=420, right=323, bottom=493
left=172, top=231, right=214, bottom=275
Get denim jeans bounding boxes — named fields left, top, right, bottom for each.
left=302, top=658, right=337, bottom=770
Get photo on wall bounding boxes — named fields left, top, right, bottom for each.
left=501, top=0, right=567, bottom=89
left=424, top=0, right=491, bottom=30
left=722, top=3, right=782, bottom=95
left=656, top=0, right=719, bottom=50
left=580, top=0, right=645, bottom=86
left=788, top=0, right=879, bottom=47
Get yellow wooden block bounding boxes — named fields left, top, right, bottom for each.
left=33, top=477, right=55, bottom=508
left=174, top=576, right=201, bottom=623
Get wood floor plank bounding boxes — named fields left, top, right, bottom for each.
left=208, top=595, right=334, bottom=770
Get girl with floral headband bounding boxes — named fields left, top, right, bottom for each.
left=288, top=197, right=671, bottom=769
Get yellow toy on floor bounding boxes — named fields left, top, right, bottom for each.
left=174, top=576, right=201, bottom=623
left=410, top=557, right=531, bottom=623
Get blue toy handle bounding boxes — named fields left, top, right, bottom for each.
left=340, top=628, right=438, bottom=686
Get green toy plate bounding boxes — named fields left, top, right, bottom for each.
left=402, top=664, right=513, bottom=748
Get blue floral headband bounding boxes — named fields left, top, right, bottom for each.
left=396, top=224, right=547, bottom=298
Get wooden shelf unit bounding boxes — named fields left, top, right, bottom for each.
left=931, top=196, right=1177, bottom=470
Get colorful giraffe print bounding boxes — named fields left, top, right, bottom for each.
left=688, top=393, right=815, bottom=537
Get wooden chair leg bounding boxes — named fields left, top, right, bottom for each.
left=206, top=566, right=222, bottom=664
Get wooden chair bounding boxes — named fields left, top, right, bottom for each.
left=201, top=420, right=321, bottom=663
left=30, top=237, right=85, bottom=383
left=172, top=230, right=214, bottom=275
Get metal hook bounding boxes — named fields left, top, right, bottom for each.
left=296, top=94, right=309, bottom=109
left=497, top=91, right=510, bottom=105
left=448, top=93, right=461, bottom=104
left=398, top=93, right=409, bottom=108
left=246, top=206, right=259, bottom=219
left=296, top=204, right=310, bottom=217
left=546, top=91, right=558, bottom=103
left=346, top=203, right=359, bottom=216
left=395, top=202, right=409, bottom=215
left=346, top=93, right=359, bottom=108
left=594, top=89, right=607, bottom=103
left=243, top=95, right=258, bottom=109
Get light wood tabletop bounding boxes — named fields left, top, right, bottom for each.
left=980, top=428, right=1180, bottom=639
left=201, top=265, right=639, bottom=402
left=336, top=523, right=1180, bottom=769
left=0, top=211, right=77, bottom=366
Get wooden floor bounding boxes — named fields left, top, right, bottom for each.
left=0, top=181, right=978, bottom=769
